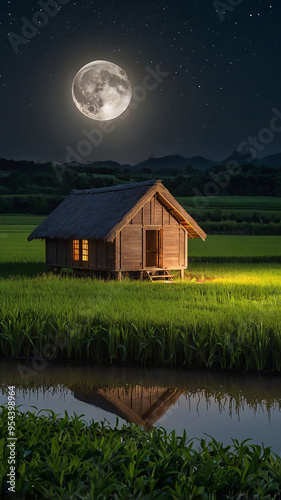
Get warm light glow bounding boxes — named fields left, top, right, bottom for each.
left=82, top=240, right=89, bottom=262
left=73, top=240, right=80, bottom=261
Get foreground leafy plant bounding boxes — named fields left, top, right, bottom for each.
left=0, top=407, right=281, bottom=499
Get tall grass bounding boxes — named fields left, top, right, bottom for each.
left=0, top=266, right=280, bottom=370
left=1, top=222, right=280, bottom=370
left=1, top=407, right=280, bottom=499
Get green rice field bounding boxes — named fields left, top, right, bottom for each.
left=177, top=195, right=281, bottom=211
left=1, top=214, right=281, bottom=266
left=1, top=214, right=281, bottom=498
left=0, top=216, right=280, bottom=370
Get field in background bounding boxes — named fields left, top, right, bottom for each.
left=0, top=215, right=280, bottom=272
left=178, top=196, right=281, bottom=235
left=1, top=194, right=281, bottom=235
left=178, top=196, right=281, bottom=211
left=189, top=235, right=281, bottom=262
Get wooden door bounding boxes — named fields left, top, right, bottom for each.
left=146, top=230, right=162, bottom=267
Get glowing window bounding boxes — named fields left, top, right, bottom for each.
left=73, top=240, right=80, bottom=261
left=82, top=240, right=89, bottom=262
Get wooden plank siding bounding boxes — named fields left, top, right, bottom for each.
left=143, top=202, right=150, bottom=226
left=46, top=239, right=56, bottom=266
left=162, top=226, right=180, bottom=269
left=120, top=226, right=143, bottom=271
left=163, top=206, right=170, bottom=225
left=115, top=233, right=121, bottom=271
left=96, top=240, right=107, bottom=270
left=118, top=195, right=188, bottom=271
left=46, top=238, right=114, bottom=270
left=88, top=239, right=115, bottom=270
left=66, top=240, right=72, bottom=268
left=155, top=199, right=163, bottom=225
left=89, top=239, right=97, bottom=269
left=180, top=228, right=186, bottom=268
left=132, top=210, right=142, bottom=225
left=106, top=242, right=115, bottom=270
left=45, top=193, right=189, bottom=272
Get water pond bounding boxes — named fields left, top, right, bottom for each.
left=1, top=362, right=281, bottom=455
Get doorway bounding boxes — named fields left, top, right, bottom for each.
left=146, top=230, right=163, bottom=267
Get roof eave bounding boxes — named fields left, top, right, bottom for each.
left=156, top=188, right=207, bottom=240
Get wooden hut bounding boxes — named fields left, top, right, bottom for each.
left=72, top=384, right=183, bottom=430
left=28, top=180, right=206, bottom=280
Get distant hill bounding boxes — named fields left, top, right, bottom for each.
left=185, top=156, right=215, bottom=170
left=220, top=150, right=281, bottom=168
left=63, top=159, right=123, bottom=170
left=255, top=153, right=281, bottom=168
left=1, top=150, right=281, bottom=176
left=133, top=155, right=215, bottom=172
left=220, top=150, right=254, bottom=166
left=62, top=152, right=281, bottom=171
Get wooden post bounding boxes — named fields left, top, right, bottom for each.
left=118, top=271, right=122, bottom=281
left=140, top=271, right=144, bottom=282
left=180, top=269, right=184, bottom=280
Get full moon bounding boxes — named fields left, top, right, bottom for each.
left=72, top=60, right=132, bottom=121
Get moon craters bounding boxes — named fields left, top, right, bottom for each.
left=72, top=60, right=132, bottom=121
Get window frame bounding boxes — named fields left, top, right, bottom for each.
left=72, top=239, right=89, bottom=265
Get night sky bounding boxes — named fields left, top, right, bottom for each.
left=0, top=0, right=281, bottom=165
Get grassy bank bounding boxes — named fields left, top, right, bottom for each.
left=1, top=407, right=280, bottom=499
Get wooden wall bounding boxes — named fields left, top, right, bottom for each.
left=89, top=240, right=115, bottom=270
left=46, top=239, right=115, bottom=271
left=45, top=194, right=189, bottom=272
left=118, top=195, right=188, bottom=271
left=119, top=226, right=143, bottom=271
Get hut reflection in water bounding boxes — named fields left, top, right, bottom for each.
left=71, top=385, right=183, bottom=429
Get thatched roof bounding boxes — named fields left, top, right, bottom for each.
left=28, top=180, right=206, bottom=241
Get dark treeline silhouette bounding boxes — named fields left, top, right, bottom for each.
left=0, top=159, right=281, bottom=236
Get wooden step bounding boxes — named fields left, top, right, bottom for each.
left=144, top=268, right=174, bottom=283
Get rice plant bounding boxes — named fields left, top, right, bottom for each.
left=1, top=222, right=281, bottom=371
left=0, top=407, right=281, bottom=499
left=0, top=268, right=280, bottom=370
